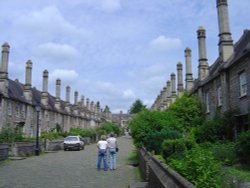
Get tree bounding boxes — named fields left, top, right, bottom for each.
left=103, top=105, right=110, bottom=113
left=129, top=99, right=147, bottom=114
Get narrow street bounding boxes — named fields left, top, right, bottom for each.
left=0, top=136, right=140, bottom=188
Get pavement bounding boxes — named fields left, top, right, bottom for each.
left=0, top=135, right=141, bottom=188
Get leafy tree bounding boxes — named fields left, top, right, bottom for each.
left=167, top=92, right=204, bottom=133
left=96, top=122, right=122, bottom=136
left=103, top=105, right=110, bottom=113
left=129, top=99, right=147, bottom=114
left=129, top=110, right=182, bottom=148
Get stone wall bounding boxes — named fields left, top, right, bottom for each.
left=0, top=144, right=9, bottom=161
left=11, top=142, right=44, bottom=157
left=138, top=148, right=195, bottom=188
left=45, top=140, right=63, bottom=151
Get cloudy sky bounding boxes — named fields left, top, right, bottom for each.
left=0, top=0, right=249, bottom=113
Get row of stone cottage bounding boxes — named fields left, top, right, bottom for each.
left=0, top=43, right=112, bottom=138
left=151, top=0, right=250, bottom=131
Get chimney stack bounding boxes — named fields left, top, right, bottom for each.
left=24, top=60, right=33, bottom=102
left=65, top=86, right=71, bottom=112
left=41, top=70, right=49, bottom=106
left=216, top=0, right=234, bottom=62
left=171, top=73, right=177, bottom=102
left=74, top=91, right=78, bottom=106
left=185, top=48, right=194, bottom=92
left=0, top=43, right=10, bottom=95
left=55, top=79, right=61, bottom=109
left=197, top=26, right=209, bottom=80
left=177, top=62, right=184, bottom=96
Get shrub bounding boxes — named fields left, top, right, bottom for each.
left=169, top=146, right=223, bottom=188
left=129, top=110, right=182, bottom=148
left=144, top=129, right=182, bottom=154
left=162, top=138, right=195, bottom=161
left=200, top=142, right=237, bottom=166
left=41, top=132, right=61, bottom=141
left=0, top=126, right=26, bottom=143
left=236, top=130, right=250, bottom=164
left=96, top=122, right=122, bottom=136
left=67, top=128, right=97, bottom=139
left=195, top=109, right=239, bottom=143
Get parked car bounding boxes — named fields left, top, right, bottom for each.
left=63, top=136, right=85, bottom=151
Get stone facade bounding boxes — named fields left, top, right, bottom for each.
left=151, top=0, right=250, bottom=130
left=0, top=43, right=111, bottom=138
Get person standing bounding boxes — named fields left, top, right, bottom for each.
left=107, top=133, right=117, bottom=170
left=96, top=135, right=108, bottom=171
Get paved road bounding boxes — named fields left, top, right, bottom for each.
left=0, top=136, right=141, bottom=188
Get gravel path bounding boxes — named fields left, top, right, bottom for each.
left=0, top=136, right=140, bottom=188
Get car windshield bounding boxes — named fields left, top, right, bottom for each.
left=65, top=137, right=78, bottom=141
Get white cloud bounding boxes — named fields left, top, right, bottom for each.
left=122, top=89, right=135, bottom=99
left=149, top=35, right=182, bottom=52
left=50, top=69, right=79, bottom=84
left=64, top=0, right=121, bottom=12
left=15, top=6, right=87, bottom=38
left=100, top=0, right=121, bottom=12
left=35, top=42, right=80, bottom=62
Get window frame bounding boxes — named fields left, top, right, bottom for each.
left=239, top=71, right=247, bottom=97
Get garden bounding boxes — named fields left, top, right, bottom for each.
left=129, top=92, right=250, bottom=188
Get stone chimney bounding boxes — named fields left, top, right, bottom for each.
left=73, top=91, right=79, bottom=115
left=197, top=26, right=209, bottom=80
left=185, top=48, right=194, bottom=92
left=0, top=43, right=10, bottom=95
left=86, top=98, right=90, bottom=111
left=74, top=91, right=78, bottom=106
left=55, top=79, right=61, bottom=110
left=65, top=86, right=71, bottom=112
left=80, top=95, right=85, bottom=108
left=66, top=86, right=70, bottom=104
left=216, top=0, right=234, bottom=62
left=177, top=62, right=184, bottom=96
left=162, top=86, right=167, bottom=110
left=56, top=79, right=61, bottom=99
left=23, top=60, right=33, bottom=102
left=166, top=80, right=171, bottom=107
left=171, top=73, right=177, bottom=102
left=90, top=101, right=94, bottom=112
left=41, top=70, right=49, bottom=106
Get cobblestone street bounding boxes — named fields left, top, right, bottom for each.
left=0, top=136, right=140, bottom=188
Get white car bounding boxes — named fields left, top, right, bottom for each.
left=63, top=136, right=85, bottom=151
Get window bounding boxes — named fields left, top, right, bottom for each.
left=217, top=86, right=222, bottom=106
left=239, top=72, right=247, bottom=96
left=205, top=92, right=210, bottom=113
left=15, top=105, right=20, bottom=118
left=7, top=102, right=12, bottom=116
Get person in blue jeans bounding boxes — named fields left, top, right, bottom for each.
left=96, top=135, right=108, bottom=171
left=107, top=133, right=117, bottom=170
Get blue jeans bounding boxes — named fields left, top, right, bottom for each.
left=97, top=149, right=108, bottom=170
left=109, top=149, right=116, bottom=170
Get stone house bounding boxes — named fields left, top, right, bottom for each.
left=0, top=43, right=109, bottom=138
left=151, top=0, right=249, bottom=131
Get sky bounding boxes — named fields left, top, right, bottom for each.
left=0, top=0, right=249, bottom=113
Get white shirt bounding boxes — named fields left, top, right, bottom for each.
left=97, top=140, right=108, bottom=150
